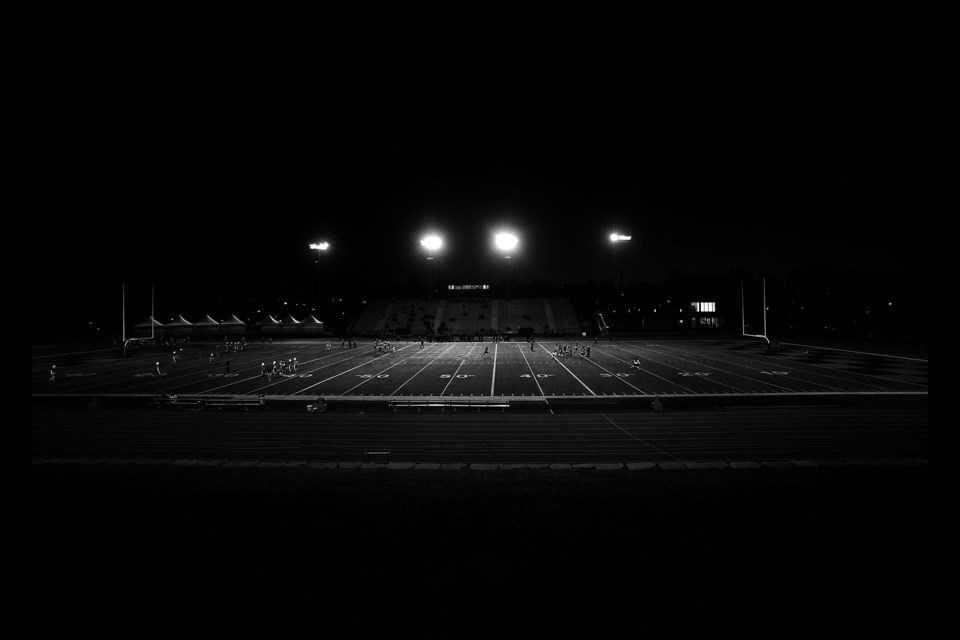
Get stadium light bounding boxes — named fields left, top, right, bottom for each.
left=420, top=234, right=442, bottom=259
left=609, top=232, right=631, bottom=294
left=495, top=232, right=519, bottom=255
left=309, top=241, right=330, bottom=315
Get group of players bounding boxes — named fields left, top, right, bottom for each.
left=260, top=358, right=298, bottom=380
left=552, top=342, right=591, bottom=358
left=373, top=339, right=396, bottom=355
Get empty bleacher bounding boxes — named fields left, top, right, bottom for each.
left=499, top=298, right=549, bottom=334
left=439, top=298, right=494, bottom=335
left=547, top=299, right=581, bottom=334
left=350, top=298, right=583, bottom=337
left=380, top=299, right=443, bottom=335
left=349, top=299, right=393, bottom=334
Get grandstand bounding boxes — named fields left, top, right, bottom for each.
left=348, top=299, right=394, bottom=334
left=548, top=298, right=581, bottom=334
left=498, top=298, right=548, bottom=335
left=349, top=298, right=582, bottom=337
left=381, top=299, right=443, bottom=335
left=440, top=298, right=494, bottom=335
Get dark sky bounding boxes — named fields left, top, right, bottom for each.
left=42, top=57, right=930, bottom=320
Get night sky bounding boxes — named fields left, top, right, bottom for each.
left=40, top=55, right=930, bottom=327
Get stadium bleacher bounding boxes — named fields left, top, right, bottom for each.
left=498, top=299, right=548, bottom=334
left=440, top=298, right=494, bottom=335
left=380, top=299, right=443, bottom=335
left=350, top=298, right=583, bottom=337
left=547, top=299, right=581, bottom=334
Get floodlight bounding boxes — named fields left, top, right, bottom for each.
left=309, top=242, right=330, bottom=251
left=610, top=233, right=631, bottom=242
left=495, top=232, right=519, bottom=252
left=420, top=235, right=442, bottom=251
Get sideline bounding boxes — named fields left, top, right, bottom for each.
left=777, top=341, right=928, bottom=362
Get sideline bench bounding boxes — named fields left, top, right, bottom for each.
left=389, top=400, right=509, bottom=412
left=150, top=395, right=265, bottom=411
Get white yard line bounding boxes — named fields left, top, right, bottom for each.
left=295, top=344, right=417, bottom=394
left=439, top=343, right=477, bottom=396
left=540, top=343, right=597, bottom=396
left=490, top=341, right=499, bottom=396
left=517, top=343, right=549, bottom=397
left=391, top=342, right=460, bottom=395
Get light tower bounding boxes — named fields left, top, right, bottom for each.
left=308, top=241, right=330, bottom=313
left=420, top=234, right=443, bottom=296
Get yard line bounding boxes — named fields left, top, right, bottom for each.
left=635, top=344, right=798, bottom=393
left=650, top=343, right=852, bottom=392
left=341, top=351, right=427, bottom=394
left=203, top=350, right=362, bottom=394
left=777, top=341, right=928, bottom=362
left=490, top=341, right=498, bottom=396
left=576, top=352, right=649, bottom=394
left=439, top=343, right=478, bottom=396
left=296, top=344, right=417, bottom=394
left=590, top=345, right=697, bottom=393
left=540, top=343, right=597, bottom=396
left=668, top=342, right=926, bottom=391
left=517, top=343, right=549, bottom=398
left=391, top=343, right=460, bottom=395
left=614, top=347, right=748, bottom=393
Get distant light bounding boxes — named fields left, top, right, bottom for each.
left=421, top=235, right=442, bottom=251
left=495, top=232, right=518, bottom=252
left=309, top=242, right=330, bottom=251
left=610, top=233, right=632, bottom=242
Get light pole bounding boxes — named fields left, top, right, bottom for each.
left=609, top=232, right=631, bottom=301
left=495, top=231, right=519, bottom=298
left=309, top=241, right=329, bottom=315
left=420, top=234, right=443, bottom=297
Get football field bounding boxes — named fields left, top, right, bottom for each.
left=32, top=337, right=927, bottom=403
